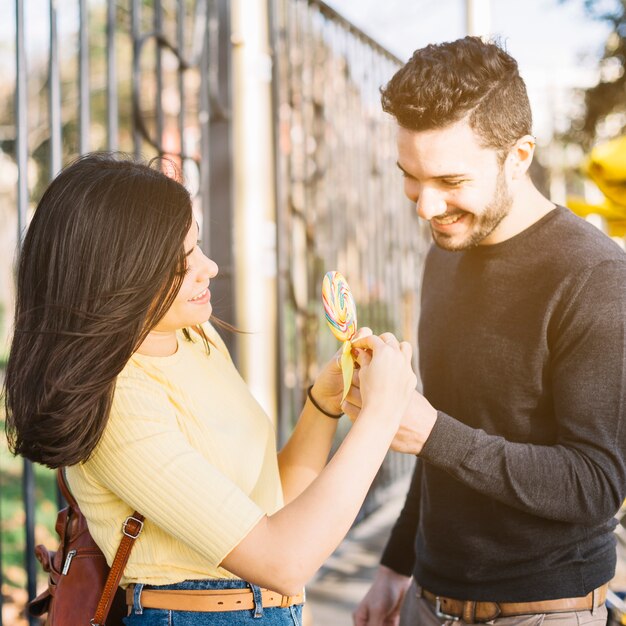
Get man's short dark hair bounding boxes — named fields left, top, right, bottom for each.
left=381, top=36, right=532, bottom=153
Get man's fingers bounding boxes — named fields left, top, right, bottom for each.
left=342, top=401, right=359, bottom=421
left=399, top=341, right=413, bottom=363
left=344, top=386, right=362, bottom=409
left=352, top=604, right=369, bottom=626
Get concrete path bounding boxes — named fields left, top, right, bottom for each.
left=306, top=476, right=410, bottom=625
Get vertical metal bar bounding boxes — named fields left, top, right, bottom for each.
left=284, top=0, right=299, bottom=434
left=207, top=0, right=237, bottom=359
left=13, top=5, right=29, bottom=622
left=0, top=504, right=3, bottom=626
left=106, top=0, right=118, bottom=151
left=198, top=1, right=211, bottom=255
left=293, top=0, right=306, bottom=398
left=131, top=0, right=142, bottom=157
left=49, top=0, right=62, bottom=178
left=78, top=0, right=90, bottom=153
left=302, top=0, right=314, bottom=381
left=177, top=0, right=186, bottom=161
left=268, top=0, right=289, bottom=445
left=23, top=460, right=37, bottom=626
left=15, top=0, right=28, bottom=241
left=154, top=0, right=164, bottom=154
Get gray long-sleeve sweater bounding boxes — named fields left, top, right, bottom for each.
left=382, top=206, right=626, bottom=602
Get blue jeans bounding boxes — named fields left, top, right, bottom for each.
left=122, top=579, right=303, bottom=625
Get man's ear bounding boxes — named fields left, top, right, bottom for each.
left=507, top=135, right=535, bottom=180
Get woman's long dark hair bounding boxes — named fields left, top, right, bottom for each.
left=4, top=153, right=193, bottom=468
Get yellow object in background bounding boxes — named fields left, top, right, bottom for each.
left=568, top=135, right=626, bottom=237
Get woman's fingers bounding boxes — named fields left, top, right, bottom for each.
left=351, top=334, right=386, bottom=351
left=352, top=326, right=373, bottom=341
left=344, top=384, right=362, bottom=408
left=352, top=332, right=405, bottom=353
left=399, top=341, right=413, bottom=364
left=341, top=400, right=359, bottom=421
left=380, top=332, right=400, bottom=349
left=355, top=348, right=373, bottom=369
left=333, top=347, right=343, bottom=370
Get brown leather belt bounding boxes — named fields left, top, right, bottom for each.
left=125, top=585, right=305, bottom=613
left=421, top=583, right=608, bottom=623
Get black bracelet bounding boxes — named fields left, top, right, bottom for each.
left=306, top=385, right=343, bottom=419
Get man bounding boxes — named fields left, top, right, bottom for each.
left=349, top=36, right=626, bottom=625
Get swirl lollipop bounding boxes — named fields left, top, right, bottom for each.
left=322, top=271, right=357, bottom=401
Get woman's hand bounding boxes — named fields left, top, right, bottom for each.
left=350, top=332, right=417, bottom=429
left=343, top=333, right=438, bottom=455
left=310, top=327, right=373, bottom=416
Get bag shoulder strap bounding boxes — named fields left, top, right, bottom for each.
left=56, top=470, right=145, bottom=626
left=57, top=467, right=79, bottom=508
left=92, top=511, right=144, bottom=625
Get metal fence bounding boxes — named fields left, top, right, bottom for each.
left=2, top=1, right=234, bottom=624
left=270, top=0, right=430, bottom=512
left=1, top=1, right=428, bottom=623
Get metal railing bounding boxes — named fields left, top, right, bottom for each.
left=2, top=1, right=427, bottom=623
left=270, top=0, right=430, bottom=514
left=2, top=1, right=232, bottom=624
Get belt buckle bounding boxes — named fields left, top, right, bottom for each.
left=435, top=597, right=460, bottom=621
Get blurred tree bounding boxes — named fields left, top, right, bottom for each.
left=560, top=0, right=626, bottom=148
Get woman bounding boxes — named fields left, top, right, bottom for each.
left=4, top=153, right=416, bottom=625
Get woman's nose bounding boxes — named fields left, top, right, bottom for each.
left=199, top=254, right=218, bottom=280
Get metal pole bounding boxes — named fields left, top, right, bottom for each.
left=78, top=0, right=90, bottom=153
left=155, top=0, right=164, bottom=155
left=49, top=0, right=62, bottom=178
left=268, top=0, right=289, bottom=445
left=106, top=0, right=118, bottom=151
left=177, top=0, right=186, bottom=162
left=231, top=0, right=278, bottom=418
left=23, top=460, right=37, bottom=626
left=15, top=0, right=28, bottom=242
left=465, top=0, right=491, bottom=37
left=14, top=2, right=32, bottom=621
left=198, top=1, right=211, bottom=254
left=131, top=0, right=142, bottom=157
left=206, top=0, right=237, bottom=356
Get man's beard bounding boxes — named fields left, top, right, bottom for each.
left=432, top=167, right=513, bottom=251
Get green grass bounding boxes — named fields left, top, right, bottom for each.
left=1, top=414, right=58, bottom=592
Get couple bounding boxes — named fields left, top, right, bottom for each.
left=5, top=36, right=626, bottom=626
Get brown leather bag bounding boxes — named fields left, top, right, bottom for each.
left=28, top=469, right=144, bottom=625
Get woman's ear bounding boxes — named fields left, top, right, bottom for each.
left=507, top=135, right=536, bottom=180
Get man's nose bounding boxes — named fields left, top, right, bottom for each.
left=416, top=187, right=446, bottom=221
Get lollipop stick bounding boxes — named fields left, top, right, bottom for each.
left=340, top=340, right=353, bottom=402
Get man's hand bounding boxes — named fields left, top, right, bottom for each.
left=353, top=565, right=412, bottom=626
left=343, top=334, right=437, bottom=455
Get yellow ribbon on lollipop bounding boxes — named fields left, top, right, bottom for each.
left=322, top=271, right=357, bottom=401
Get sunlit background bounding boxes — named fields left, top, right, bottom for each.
left=2, top=1, right=626, bottom=624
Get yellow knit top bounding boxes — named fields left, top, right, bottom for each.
left=66, top=323, right=283, bottom=587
